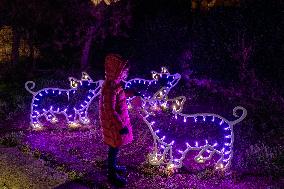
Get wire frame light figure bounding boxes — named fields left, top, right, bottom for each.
left=124, top=67, right=181, bottom=104
left=25, top=72, right=104, bottom=130
left=25, top=67, right=180, bottom=130
left=141, top=87, right=247, bottom=172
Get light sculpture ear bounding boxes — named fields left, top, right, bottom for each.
left=153, top=87, right=169, bottom=100
left=81, top=72, right=93, bottom=81
left=151, top=71, right=160, bottom=80
left=172, top=96, right=186, bottom=113
left=161, top=67, right=170, bottom=74
left=69, top=77, right=79, bottom=88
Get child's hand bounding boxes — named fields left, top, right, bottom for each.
left=119, top=127, right=129, bottom=135
left=131, top=96, right=143, bottom=108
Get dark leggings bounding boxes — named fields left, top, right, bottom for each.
left=108, top=146, right=119, bottom=170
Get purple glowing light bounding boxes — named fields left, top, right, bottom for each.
left=223, top=159, right=229, bottom=162
left=195, top=142, right=198, bottom=147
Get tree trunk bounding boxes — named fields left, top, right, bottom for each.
left=12, top=27, right=20, bottom=65
left=28, top=38, right=35, bottom=69
left=80, top=26, right=96, bottom=71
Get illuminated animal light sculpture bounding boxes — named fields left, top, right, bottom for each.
left=25, top=72, right=103, bottom=130
left=124, top=67, right=181, bottom=106
left=141, top=87, right=247, bottom=172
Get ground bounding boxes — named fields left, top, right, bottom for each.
left=0, top=146, right=67, bottom=188
left=0, top=115, right=281, bottom=188
left=0, top=130, right=280, bottom=189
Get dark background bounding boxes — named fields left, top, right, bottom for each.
left=0, top=0, right=283, bottom=87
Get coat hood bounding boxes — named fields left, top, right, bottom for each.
left=104, top=54, right=128, bottom=82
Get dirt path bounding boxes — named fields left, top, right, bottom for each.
left=0, top=145, right=68, bottom=189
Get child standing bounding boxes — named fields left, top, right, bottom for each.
left=99, top=54, right=133, bottom=187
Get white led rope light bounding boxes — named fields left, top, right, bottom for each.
left=25, top=72, right=104, bottom=130
left=141, top=87, right=247, bottom=171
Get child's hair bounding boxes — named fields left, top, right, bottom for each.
left=106, top=53, right=129, bottom=71
left=106, top=53, right=127, bottom=64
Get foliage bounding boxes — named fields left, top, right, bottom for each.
left=0, top=131, right=24, bottom=147
left=236, top=141, right=283, bottom=177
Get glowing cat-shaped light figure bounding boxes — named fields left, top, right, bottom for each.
left=141, top=87, right=247, bottom=171
left=25, top=72, right=103, bottom=130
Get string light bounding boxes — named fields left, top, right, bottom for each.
left=140, top=87, right=247, bottom=171
left=161, top=102, right=168, bottom=110
left=25, top=72, right=104, bottom=130
left=161, top=67, right=170, bottom=74
left=25, top=66, right=247, bottom=173
left=166, top=163, right=175, bottom=175
left=25, top=67, right=180, bottom=129
left=124, top=67, right=181, bottom=108
left=196, top=156, right=205, bottom=163
left=128, top=104, right=132, bottom=109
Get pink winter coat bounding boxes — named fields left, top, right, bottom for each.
left=99, top=54, right=133, bottom=148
